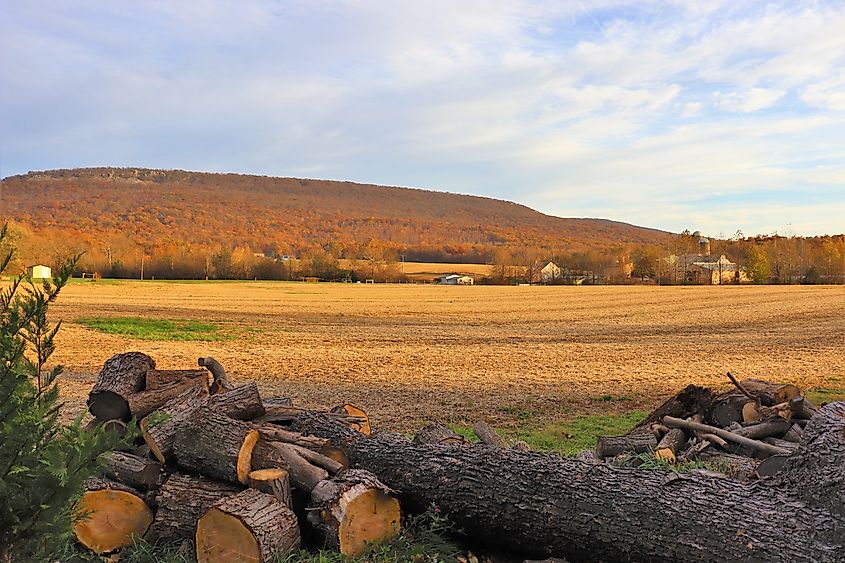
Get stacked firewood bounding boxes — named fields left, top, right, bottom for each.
left=591, top=374, right=820, bottom=479
left=75, top=352, right=400, bottom=561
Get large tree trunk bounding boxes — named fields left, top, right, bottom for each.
left=147, top=473, right=240, bottom=541
left=308, top=469, right=401, bottom=557
left=173, top=407, right=259, bottom=485
left=73, top=478, right=153, bottom=554
left=87, top=352, right=155, bottom=421
left=196, top=489, right=299, bottom=562
left=291, top=405, right=845, bottom=562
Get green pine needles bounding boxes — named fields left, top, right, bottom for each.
left=0, top=224, right=122, bottom=561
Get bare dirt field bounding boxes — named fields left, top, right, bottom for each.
left=50, top=281, right=845, bottom=433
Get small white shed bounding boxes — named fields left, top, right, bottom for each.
left=27, top=265, right=52, bottom=279
left=439, top=274, right=474, bottom=285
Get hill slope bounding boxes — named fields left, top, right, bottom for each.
left=1, top=168, right=669, bottom=261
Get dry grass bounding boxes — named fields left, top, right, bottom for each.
left=50, top=281, right=845, bottom=432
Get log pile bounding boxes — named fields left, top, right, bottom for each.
left=74, top=352, right=400, bottom=561
left=75, top=355, right=845, bottom=561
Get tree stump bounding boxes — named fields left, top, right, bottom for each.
left=174, top=407, right=260, bottom=485
left=73, top=478, right=153, bottom=554
left=308, top=469, right=401, bottom=557
left=196, top=489, right=299, bottom=562
left=148, top=473, right=240, bottom=541
left=87, top=352, right=155, bottom=421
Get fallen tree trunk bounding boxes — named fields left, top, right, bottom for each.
left=147, top=473, right=240, bottom=541
left=308, top=469, right=401, bottom=557
left=88, top=352, right=156, bottom=421
left=73, top=478, right=153, bottom=554
left=196, top=489, right=299, bottom=562
left=291, top=405, right=845, bottom=562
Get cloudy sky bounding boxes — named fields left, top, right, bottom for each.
left=2, top=1, right=844, bottom=236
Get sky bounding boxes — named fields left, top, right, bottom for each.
left=1, top=1, right=844, bottom=237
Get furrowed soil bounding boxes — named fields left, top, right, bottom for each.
left=50, top=281, right=845, bottom=433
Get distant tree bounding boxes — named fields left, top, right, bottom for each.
left=745, top=245, right=771, bottom=284
left=631, top=247, right=661, bottom=281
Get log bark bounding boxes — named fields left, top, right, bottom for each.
left=173, top=407, right=259, bottom=485
left=126, top=376, right=209, bottom=419
left=249, top=469, right=292, bottom=507
left=707, top=392, right=751, bottom=427
left=739, top=379, right=800, bottom=404
left=209, top=381, right=265, bottom=420
left=259, top=425, right=331, bottom=449
left=141, top=384, right=210, bottom=463
left=413, top=422, right=467, bottom=445
left=654, top=428, right=687, bottom=463
left=196, top=489, right=299, bottom=562
left=145, top=369, right=209, bottom=390
left=474, top=421, right=508, bottom=448
left=147, top=473, right=240, bottom=541
left=635, top=384, right=715, bottom=429
left=781, top=423, right=803, bottom=443
left=88, top=352, right=156, bottom=421
left=757, top=455, right=790, bottom=478
left=695, top=451, right=760, bottom=481
left=251, top=439, right=328, bottom=491
left=733, top=418, right=790, bottom=440
left=308, top=469, right=401, bottom=557
left=263, top=396, right=293, bottom=408
left=291, top=408, right=845, bottom=562
left=595, top=433, right=656, bottom=458
left=74, top=478, right=153, bottom=554
left=105, top=451, right=165, bottom=490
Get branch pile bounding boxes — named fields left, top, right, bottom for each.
left=75, top=352, right=399, bottom=561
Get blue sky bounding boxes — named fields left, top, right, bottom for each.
left=1, top=1, right=843, bottom=236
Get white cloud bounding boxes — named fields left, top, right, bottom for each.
left=713, top=88, right=786, bottom=113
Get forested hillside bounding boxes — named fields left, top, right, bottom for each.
left=1, top=167, right=669, bottom=277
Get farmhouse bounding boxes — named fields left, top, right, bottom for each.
left=27, top=264, right=52, bottom=279
left=438, top=274, right=474, bottom=285
left=666, top=236, right=740, bottom=284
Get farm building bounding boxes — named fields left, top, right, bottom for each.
left=27, top=264, right=52, bottom=279
left=438, top=274, right=474, bottom=285
left=534, top=261, right=561, bottom=283
left=666, top=237, right=741, bottom=284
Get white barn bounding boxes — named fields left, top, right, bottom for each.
left=439, top=274, right=474, bottom=285
left=27, top=265, right=52, bottom=279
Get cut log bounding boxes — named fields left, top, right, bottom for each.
left=733, top=418, right=790, bottom=440
left=288, top=443, right=345, bottom=474
left=413, top=422, right=467, bottom=445
left=141, top=384, right=211, bottom=463
left=73, top=478, right=153, bottom=554
left=209, top=381, right=265, bottom=420
left=635, top=384, right=715, bottom=429
left=708, top=392, right=752, bottom=427
left=263, top=396, right=293, bottom=408
left=198, top=356, right=234, bottom=394
left=249, top=469, right=292, bottom=507
left=331, top=403, right=371, bottom=435
left=148, top=473, right=240, bottom=541
left=696, top=451, right=760, bottom=481
left=196, top=489, right=299, bottom=562
left=126, top=376, right=209, bottom=419
left=474, top=421, right=508, bottom=448
left=291, top=407, right=845, bottom=562
left=88, top=352, right=156, bottom=421
left=740, top=379, right=800, bottom=404
left=173, top=407, right=260, bottom=485
left=256, top=406, right=366, bottom=425
left=782, top=423, right=804, bottom=443
left=663, top=416, right=791, bottom=457
left=654, top=428, right=687, bottom=463
left=260, top=425, right=331, bottom=449
left=595, top=433, right=656, bottom=458
left=308, top=469, right=401, bottom=557
left=251, top=439, right=328, bottom=491
left=145, top=369, right=209, bottom=390
left=105, top=451, right=164, bottom=490
left=85, top=417, right=129, bottom=439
